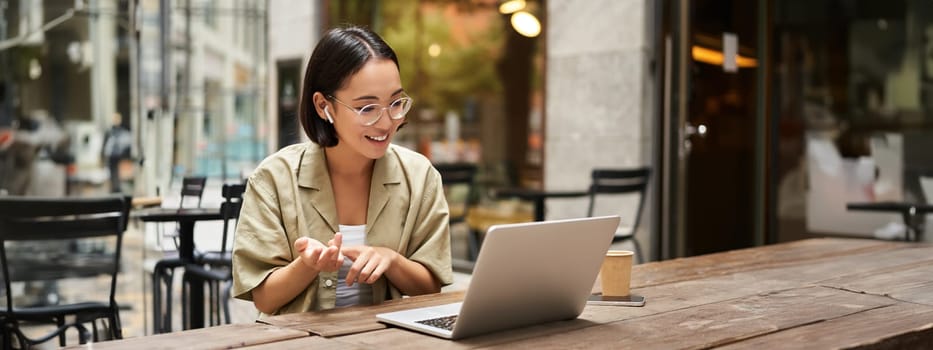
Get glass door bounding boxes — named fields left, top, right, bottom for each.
left=660, top=0, right=767, bottom=258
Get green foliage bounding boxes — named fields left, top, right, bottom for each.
left=380, top=0, right=504, bottom=115
left=327, top=0, right=379, bottom=29
left=324, top=0, right=507, bottom=116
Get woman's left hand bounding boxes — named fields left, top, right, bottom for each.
left=341, top=246, right=398, bottom=286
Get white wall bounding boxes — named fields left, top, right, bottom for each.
left=91, top=0, right=117, bottom=130
left=267, top=0, right=319, bottom=151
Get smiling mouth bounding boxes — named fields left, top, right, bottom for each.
left=366, top=135, right=387, bottom=141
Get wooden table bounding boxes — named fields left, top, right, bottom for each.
left=70, top=238, right=933, bottom=349
left=131, top=196, right=163, bottom=208
left=62, top=323, right=309, bottom=349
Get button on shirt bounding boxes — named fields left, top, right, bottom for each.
left=232, top=142, right=453, bottom=317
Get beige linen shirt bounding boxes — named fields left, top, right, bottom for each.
left=232, top=142, right=453, bottom=316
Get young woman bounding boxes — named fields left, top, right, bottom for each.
left=232, top=26, right=452, bottom=316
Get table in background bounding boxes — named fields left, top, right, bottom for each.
left=71, top=238, right=933, bottom=349
left=494, top=188, right=588, bottom=221
left=133, top=207, right=223, bottom=330
left=131, top=196, right=163, bottom=208
left=847, top=201, right=933, bottom=242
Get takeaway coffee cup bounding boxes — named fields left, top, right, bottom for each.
left=600, top=250, right=634, bottom=296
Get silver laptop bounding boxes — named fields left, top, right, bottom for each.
left=376, top=215, right=620, bottom=339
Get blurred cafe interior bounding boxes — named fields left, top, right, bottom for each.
left=316, top=0, right=933, bottom=260
left=1, top=0, right=933, bottom=342
left=1, top=0, right=933, bottom=264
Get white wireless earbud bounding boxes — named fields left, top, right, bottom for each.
left=323, top=106, right=334, bottom=124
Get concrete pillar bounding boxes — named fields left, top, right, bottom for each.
left=267, top=0, right=318, bottom=151
left=90, top=0, right=116, bottom=130
left=545, top=0, right=655, bottom=258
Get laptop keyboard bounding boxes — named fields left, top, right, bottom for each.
left=416, top=315, right=458, bottom=331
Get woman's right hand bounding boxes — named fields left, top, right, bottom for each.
left=252, top=233, right=345, bottom=314
left=294, top=232, right=343, bottom=272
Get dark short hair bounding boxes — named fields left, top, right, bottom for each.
left=298, top=26, right=401, bottom=147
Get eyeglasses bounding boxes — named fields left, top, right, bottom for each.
left=327, top=94, right=413, bottom=126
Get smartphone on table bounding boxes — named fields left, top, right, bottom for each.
left=587, top=294, right=646, bottom=306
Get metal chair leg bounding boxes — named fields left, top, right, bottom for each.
left=222, top=281, right=232, bottom=325
left=466, top=229, right=482, bottom=261
left=76, top=323, right=90, bottom=344
left=152, top=265, right=176, bottom=333
left=151, top=270, right=162, bottom=333
left=110, top=309, right=123, bottom=340
left=91, top=319, right=100, bottom=342
left=164, top=269, right=175, bottom=332
left=181, top=274, right=189, bottom=330
left=214, top=280, right=223, bottom=326
left=208, top=280, right=218, bottom=326
left=58, top=317, right=66, bottom=347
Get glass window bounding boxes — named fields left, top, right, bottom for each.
left=772, top=0, right=933, bottom=242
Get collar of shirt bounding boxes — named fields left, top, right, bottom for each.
left=296, top=142, right=403, bottom=234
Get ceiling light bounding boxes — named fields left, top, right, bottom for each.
left=499, top=0, right=526, bottom=14
left=428, top=43, right=442, bottom=57
left=691, top=46, right=757, bottom=68
left=511, top=11, right=541, bottom=38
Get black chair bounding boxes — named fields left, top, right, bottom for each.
left=586, top=168, right=650, bottom=263
left=180, top=177, right=207, bottom=207
left=150, top=176, right=206, bottom=333
left=182, top=183, right=245, bottom=327
left=0, top=196, right=129, bottom=348
left=167, top=176, right=208, bottom=247
left=434, top=163, right=480, bottom=272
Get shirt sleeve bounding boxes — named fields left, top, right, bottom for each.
left=405, top=167, right=454, bottom=286
left=232, top=173, right=293, bottom=301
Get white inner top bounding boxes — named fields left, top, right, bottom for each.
left=336, top=224, right=373, bottom=307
